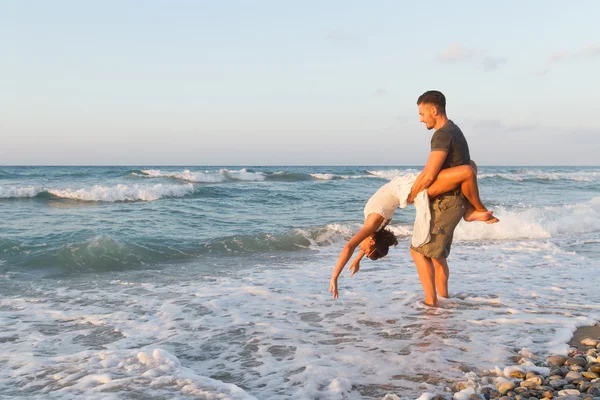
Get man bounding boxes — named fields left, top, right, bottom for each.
left=406, top=90, right=472, bottom=307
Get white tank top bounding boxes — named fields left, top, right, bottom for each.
left=362, top=174, right=433, bottom=247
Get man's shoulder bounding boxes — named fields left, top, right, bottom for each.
left=441, top=120, right=463, bottom=134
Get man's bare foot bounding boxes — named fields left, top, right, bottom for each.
left=464, top=209, right=495, bottom=222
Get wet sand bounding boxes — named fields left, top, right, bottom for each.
left=568, top=324, right=600, bottom=350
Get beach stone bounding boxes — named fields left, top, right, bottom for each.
left=549, top=379, right=568, bottom=389
left=541, top=390, right=553, bottom=398
left=563, top=384, right=577, bottom=389
left=526, top=371, right=539, bottom=379
left=499, top=397, right=512, bottom=400
left=584, top=372, right=600, bottom=379
left=590, top=364, right=600, bottom=373
left=580, top=382, right=593, bottom=392
left=566, top=357, right=587, bottom=367
left=482, top=377, right=496, bottom=385
left=521, top=381, right=540, bottom=389
left=565, top=371, right=583, bottom=381
left=481, top=387, right=493, bottom=397
left=587, top=349, right=598, bottom=357
left=511, top=370, right=527, bottom=379
left=549, top=375, right=564, bottom=381
left=498, top=381, right=516, bottom=395
left=452, top=382, right=472, bottom=392
left=582, top=339, right=599, bottom=347
left=468, top=394, right=482, bottom=400
left=588, top=387, right=600, bottom=396
left=558, top=389, right=580, bottom=396
left=526, top=376, right=544, bottom=386
left=547, top=356, right=568, bottom=367
left=568, top=365, right=583, bottom=372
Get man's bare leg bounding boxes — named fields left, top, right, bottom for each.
left=432, top=257, right=449, bottom=298
left=410, top=248, right=438, bottom=307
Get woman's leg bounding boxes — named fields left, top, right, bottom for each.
left=427, top=162, right=499, bottom=223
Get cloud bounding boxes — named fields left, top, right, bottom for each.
left=437, top=43, right=506, bottom=72
left=534, top=68, right=550, bottom=77
left=326, top=30, right=356, bottom=42
left=548, top=51, right=572, bottom=64
left=482, top=56, right=508, bottom=71
left=437, top=43, right=476, bottom=62
left=470, top=119, right=536, bottom=135
left=582, top=43, right=600, bottom=57
left=547, top=42, right=600, bottom=64
left=373, top=88, right=388, bottom=95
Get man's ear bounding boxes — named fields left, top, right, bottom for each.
left=431, top=106, right=438, bottom=116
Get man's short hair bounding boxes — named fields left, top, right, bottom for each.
left=417, top=90, right=446, bottom=113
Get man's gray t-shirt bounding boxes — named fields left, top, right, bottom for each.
left=430, top=120, right=471, bottom=170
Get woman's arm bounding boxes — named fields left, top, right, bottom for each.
left=329, top=213, right=384, bottom=299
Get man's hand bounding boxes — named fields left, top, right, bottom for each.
left=406, top=192, right=415, bottom=204
left=349, top=260, right=360, bottom=276
left=329, top=278, right=339, bottom=299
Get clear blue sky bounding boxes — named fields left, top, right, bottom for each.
left=1, top=1, right=599, bottom=165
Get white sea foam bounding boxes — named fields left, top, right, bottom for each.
left=480, top=170, right=600, bottom=182
left=49, top=184, right=195, bottom=202
left=140, top=169, right=226, bottom=183
left=0, top=186, right=42, bottom=198
left=367, top=169, right=421, bottom=180
left=139, top=168, right=265, bottom=183
left=2, top=236, right=599, bottom=399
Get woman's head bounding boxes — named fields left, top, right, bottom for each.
left=360, top=228, right=398, bottom=260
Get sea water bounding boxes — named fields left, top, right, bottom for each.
left=1, top=166, right=599, bottom=399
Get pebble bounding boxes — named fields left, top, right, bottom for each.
left=582, top=338, right=599, bottom=347
left=511, top=370, right=527, bottom=379
left=497, top=381, right=516, bottom=395
left=443, top=327, right=600, bottom=400
left=565, top=371, right=583, bottom=382
left=547, top=356, right=568, bottom=367
left=565, top=357, right=587, bottom=367
left=549, top=380, right=568, bottom=389
left=558, top=389, right=580, bottom=396
left=542, top=390, right=553, bottom=398
left=528, top=376, right=544, bottom=385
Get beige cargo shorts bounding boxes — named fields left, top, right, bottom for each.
left=410, top=193, right=466, bottom=259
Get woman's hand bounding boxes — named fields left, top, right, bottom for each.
left=349, top=260, right=360, bottom=276
left=329, top=278, right=339, bottom=299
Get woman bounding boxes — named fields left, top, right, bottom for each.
left=329, top=161, right=497, bottom=299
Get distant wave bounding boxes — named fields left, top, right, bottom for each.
left=479, top=170, right=600, bottom=183
left=0, top=184, right=195, bottom=202
left=131, top=168, right=422, bottom=183
left=134, top=168, right=266, bottom=183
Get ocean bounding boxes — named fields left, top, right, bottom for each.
left=1, top=165, right=599, bottom=399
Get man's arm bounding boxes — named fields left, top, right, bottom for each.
left=407, top=150, right=447, bottom=203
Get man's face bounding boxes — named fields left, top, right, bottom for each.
left=418, top=103, right=436, bottom=130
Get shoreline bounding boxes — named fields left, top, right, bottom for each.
left=431, top=323, right=600, bottom=400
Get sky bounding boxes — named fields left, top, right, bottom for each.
left=1, top=0, right=599, bottom=165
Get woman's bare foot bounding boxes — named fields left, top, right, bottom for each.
left=485, top=215, right=500, bottom=224
left=464, top=209, right=495, bottom=222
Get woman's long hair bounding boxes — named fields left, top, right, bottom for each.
left=368, top=228, right=398, bottom=260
